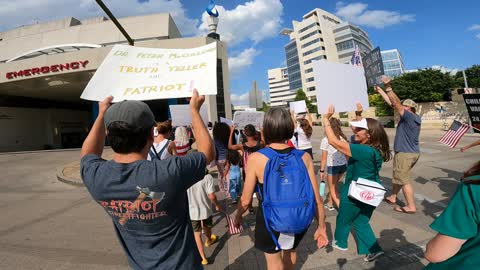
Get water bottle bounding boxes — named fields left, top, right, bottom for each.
left=319, top=181, right=326, bottom=198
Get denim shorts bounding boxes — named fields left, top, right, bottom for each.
left=327, top=165, right=347, bottom=175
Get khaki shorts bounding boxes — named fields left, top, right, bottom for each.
left=191, top=216, right=213, bottom=232
left=393, top=152, right=420, bottom=185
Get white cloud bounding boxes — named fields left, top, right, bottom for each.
left=231, top=92, right=250, bottom=106
left=431, top=65, right=458, bottom=76
left=0, top=0, right=199, bottom=36
left=335, top=2, right=415, bottom=29
left=228, top=48, right=260, bottom=76
left=468, top=24, right=480, bottom=31
left=198, top=0, right=283, bottom=46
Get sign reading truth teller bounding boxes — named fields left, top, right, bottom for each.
left=80, top=43, right=217, bottom=102
left=463, top=94, right=480, bottom=133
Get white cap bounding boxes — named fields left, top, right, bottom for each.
left=349, top=118, right=369, bottom=130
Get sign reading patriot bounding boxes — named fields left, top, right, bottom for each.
left=463, top=94, right=480, bottom=133
left=81, top=43, right=217, bottom=102
left=362, top=47, right=384, bottom=87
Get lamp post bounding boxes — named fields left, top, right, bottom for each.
left=95, top=0, right=134, bottom=46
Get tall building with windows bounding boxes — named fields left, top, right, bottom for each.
left=381, top=49, right=405, bottom=78
left=268, top=67, right=293, bottom=107
left=280, top=8, right=373, bottom=104
left=334, top=22, right=373, bottom=64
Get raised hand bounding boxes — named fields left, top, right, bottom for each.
left=99, top=96, right=113, bottom=115
left=189, top=89, right=205, bottom=112
left=381, top=75, right=392, bottom=85
left=355, top=102, right=363, bottom=114
left=324, top=104, right=335, bottom=119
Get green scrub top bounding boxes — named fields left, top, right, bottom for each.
left=424, top=176, right=480, bottom=270
left=340, top=144, right=383, bottom=198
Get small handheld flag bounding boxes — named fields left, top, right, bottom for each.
left=439, top=120, right=470, bottom=148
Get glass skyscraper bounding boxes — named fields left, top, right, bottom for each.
left=381, top=49, right=405, bottom=78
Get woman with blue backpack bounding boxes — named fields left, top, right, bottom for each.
left=323, top=104, right=392, bottom=262
left=234, top=107, right=329, bottom=270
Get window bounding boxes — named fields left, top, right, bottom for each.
left=333, top=26, right=350, bottom=33
left=336, top=40, right=354, bottom=52
left=301, top=38, right=323, bottom=48
left=299, top=22, right=320, bottom=33
left=305, top=68, right=313, bottom=73
left=384, top=61, right=401, bottom=70
left=303, top=55, right=326, bottom=65
left=303, top=47, right=322, bottom=57
left=307, top=87, right=316, bottom=91
left=300, top=30, right=321, bottom=41
left=381, top=51, right=398, bottom=61
left=306, top=77, right=315, bottom=82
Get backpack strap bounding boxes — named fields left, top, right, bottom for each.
left=157, top=140, right=170, bottom=159
left=149, top=147, right=160, bottom=160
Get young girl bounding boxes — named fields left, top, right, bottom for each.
left=320, top=117, right=348, bottom=210
left=148, top=121, right=177, bottom=161
left=292, top=111, right=314, bottom=158
left=224, top=150, right=242, bottom=204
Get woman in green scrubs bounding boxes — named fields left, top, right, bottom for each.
left=322, top=105, right=392, bottom=262
left=424, top=161, right=480, bottom=269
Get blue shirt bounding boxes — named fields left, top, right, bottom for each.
left=214, top=139, right=227, bottom=160
left=81, top=153, right=206, bottom=270
left=229, top=164, right=241, bottom=179
left=394, top=110, right=421, bottom=153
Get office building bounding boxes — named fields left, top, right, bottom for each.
left=334, top=22, right=374, bottom=64
left=280, top=8, right=373, bottom=104
left=249, top=81, right=263, bottom=109
left=268, top=67, right=294, bottom=107
left=0, top=14, right=231, bottom=152
left=381, top=49, right=405, bottom=78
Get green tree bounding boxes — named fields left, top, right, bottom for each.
left=455, top=65, right=480, bottom=88
left=294, top=89, right=317, bottom=113
left=259, top=101, right=270, bottom=112
left=368, top=94, right=393, bottom=116
left=389, top=69, right=455, bottom=102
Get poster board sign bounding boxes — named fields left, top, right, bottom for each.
left=81, top=43, right=217, bottom=102
left=312, top=60, right=369, bottom=113
left=362, top=47, right=384, bottom=87
left=289, top=100, right=307, bottom=114
left=220, top=117, right=234, bottom=126
left=463, top=94, right=480, bottom=133
left=244, top=108, right=257, bottom=112
left=169, top=105, right=209, bottom=127
left=233, top=111, right=264, bottom=130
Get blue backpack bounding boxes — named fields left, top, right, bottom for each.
left=258, top=147, right=316, bottom=249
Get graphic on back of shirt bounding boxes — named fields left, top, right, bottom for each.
left=97, top=185, right=167, bottom=225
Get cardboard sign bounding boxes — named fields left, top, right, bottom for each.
left=362, top=47, right=385, bottom=87
left=312, top=60, right=369, bottom=113
left=233, top=111, right=264, bottom=130
left=463, top=94, right=480, bottom=133
left=289, top=100, right=307, bottom=114
left=220, top=117, right=234, bottom=126
left=81, top=43, right=217, bottom=102
left=169, top=105, right=209, bottom=127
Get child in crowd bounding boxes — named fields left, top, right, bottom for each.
left=224, top=150, right=242, bottom=204
left=187, top=171, right=221, bottom=265
left=320, top=117, right=348, bottom=210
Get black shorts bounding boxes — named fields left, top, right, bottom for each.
left=254, top=206, right=307, bottom=254
left=191, top=216, right=213, bottom=232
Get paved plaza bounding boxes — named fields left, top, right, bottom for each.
left=1, top=127, right=480, bottom=269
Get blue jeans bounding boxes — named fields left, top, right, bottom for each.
left=229, top=175, right=241, bottom=200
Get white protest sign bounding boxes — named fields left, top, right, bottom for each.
left=313, top=60, right=369, bottom=113
left=244, top=108, right=257, bottom=112
left=289, top=100, right=307, bottom=114
left=220, top=117, right=234, bottom=126
left=81, top=43, right=217, bottom=102
left=233, top=111, right=264, bottom=130
left=169, top=105, right=209, bottom=127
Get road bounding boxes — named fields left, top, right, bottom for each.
left=0, top=127, right=479, bottom=269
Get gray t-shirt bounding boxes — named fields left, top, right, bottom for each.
left=187, top=174, right=215, bottom=221
left=394, top=110, right=421, bottom=153
left=80, top=152, right=206, bottom=270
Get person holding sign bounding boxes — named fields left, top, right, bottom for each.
left=292, top=110, right=314, bottom=158
left=376, top=76, right=421, bottom=214
left=323, top=104, right=392, bottom=262
left=80, top=90, right=214, bottom=270
left=147, top=121, right=177, bottom=161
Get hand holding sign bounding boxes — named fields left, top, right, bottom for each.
left=189, top=89, right=205, bottom=112
left=381, top=75, right=391, bottom=85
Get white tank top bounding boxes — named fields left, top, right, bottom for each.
left=147, top=139, right=173, bottom=160
left=295, top=125, right=312, bottom=150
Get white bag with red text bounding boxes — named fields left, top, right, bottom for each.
left=348, top=177, right=386, bottom=207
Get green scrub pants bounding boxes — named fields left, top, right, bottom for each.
left=334, top=196, right=383, bottom=254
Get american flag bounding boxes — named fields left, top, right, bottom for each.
left=350, top=45, right=362, bottom=66
left=439, top=120, right=471, bottom=148
left=225, top=214, right=243, bottom=235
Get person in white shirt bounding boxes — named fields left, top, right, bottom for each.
left=319, top=117, right=348, bottom=210
left=147, top=121, right=177, bottom=160
left=292, top=110, right=314, bottom=158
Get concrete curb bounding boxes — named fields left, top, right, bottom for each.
left=56, top=163, right=84, bottom=187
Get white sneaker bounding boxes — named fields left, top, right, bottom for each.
left=331, top=240, right=348, bottom=251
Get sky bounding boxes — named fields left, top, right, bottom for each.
left=1, top=0, right=479, bottom=106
